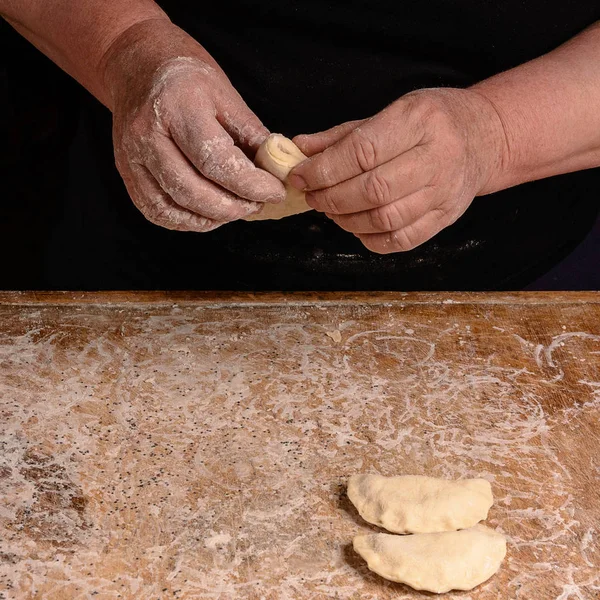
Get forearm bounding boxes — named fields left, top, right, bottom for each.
left=472, top=21, right=600, bottom=194
left=0, top=0, right=169, bottom=106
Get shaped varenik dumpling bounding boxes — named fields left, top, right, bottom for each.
left=347, top=474, right=493, bottom=534
left=245, top=134, right=310, bottom=221
left=353, top=525, right=507, bottom=593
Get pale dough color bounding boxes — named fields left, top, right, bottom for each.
left=353, top=525, right=507, bottom=594
left=244, top=134, right=312, bottom=221
left=347, top=474, right=493, bottom=534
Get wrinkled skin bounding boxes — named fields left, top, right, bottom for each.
left=106, top=24, right=285, bottom=232
left=5, top=3, right=599, bottom=252
left=290, top=88, right=508, bottom=254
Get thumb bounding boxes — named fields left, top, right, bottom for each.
left=218, top=88, right=270, bottom=154
left=293, top=119, right=365, bottom=156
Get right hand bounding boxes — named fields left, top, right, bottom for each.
left=102, top=20, right=286, bottom=231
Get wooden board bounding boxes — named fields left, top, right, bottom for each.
left=1, top=292, right=599, bottom=600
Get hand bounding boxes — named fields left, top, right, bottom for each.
left=289, top=88, right=508, bottom=253
left=103, top=20, right=285, bottom=231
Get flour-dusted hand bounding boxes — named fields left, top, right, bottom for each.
left=290, top=89, right=509, bottom=253
left=103, top=21, right=285, bottom=231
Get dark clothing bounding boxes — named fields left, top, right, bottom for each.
left=2, top=2, right=599, bottom=290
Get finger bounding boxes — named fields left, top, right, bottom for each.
left=356, top=208, right=449, bottom=254
left=125, top=164, right=224, bottom=232
left=144, top=136, right=265, bottom=222
left=304, top=145, right=433, bottom=215
left=289, top=100, right=423, bottom=191
left=170, top=111, right=285, bottom=204
left=327, top=188, right=433, bottom=234
left=293, top=120, right=365, bottom=156
left=217, top=88, right=271, bottom=154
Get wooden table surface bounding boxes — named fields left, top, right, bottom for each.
left=1, top=292, right=599, bottom=600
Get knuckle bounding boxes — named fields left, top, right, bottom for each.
left=318, top=190, right=342, bottom=215
left=390, top=227, right=421, bottom=252
left=411, top=92, right=444, bottom=121
left=363, top=170, right=392, bottom=206
left=224, top=110, right=265, bottom=146
left=144, top=210, right=167, bottom=228
left=368, top=206, right=396, bottom=232
left=409, top=93, right=455, bottom=138
left=184, top=210, right=223, bottom=232
left=311, top=158, right=335, bottom=187
left=350, top=129, right=378, bottom=172
left=435, top=202, right=463, bottom=228
left=167, top=189, right=194, bottom=212
left=196, top=140, right=232, bottom=175
left=199, top=219, right=223, bottom=233
left=377, top=228, right=420, bottom=254
left=329, top=214, right=352, bottom=233
left=411, top=142, right=429, bottom=165
left=176, top=213, right=205, bottom=232
left=188, top=193, right=246, bottom=224
left=360, top=235, right=392, bottom=255
left=429, top=106, right=458, bottom=139
left=432, top=205, right=451, bottom=222
left=144, top=202, right=172, bottom=228
left=149, top=206, right=210, bottom=232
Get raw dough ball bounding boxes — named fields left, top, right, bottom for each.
left=353, top=525, right=507, bottom=593
left=347, top=474, right=493, bottom=534
left=245, top=134, right=311, bottom=221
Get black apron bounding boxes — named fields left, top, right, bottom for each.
left=6, top=1, right=600, bottom=290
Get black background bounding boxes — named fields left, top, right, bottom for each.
left=2, top=2, right=599, bottom=291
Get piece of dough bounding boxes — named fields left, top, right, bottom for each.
left=244, top=134, right=311, bottom=221
left=353, top=525, right=507, bottom=593
left=347, top=474, right=493, bottom=534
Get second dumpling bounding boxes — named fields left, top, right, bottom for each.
left=347, top=474, right=493, bottom=534
left=353, top=525, right=507, bottom=593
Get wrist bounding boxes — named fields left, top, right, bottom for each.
left=464, top=87, right=514, bottom=196
left=99, top=18, right=217, bottom=112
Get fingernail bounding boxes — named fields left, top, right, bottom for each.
left=288, top=173, right=307, bottom=191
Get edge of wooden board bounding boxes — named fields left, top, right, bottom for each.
left=0, top=290, right=598, bottom=306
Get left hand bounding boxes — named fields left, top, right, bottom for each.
left=289, top=88, right=508, bottom=253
